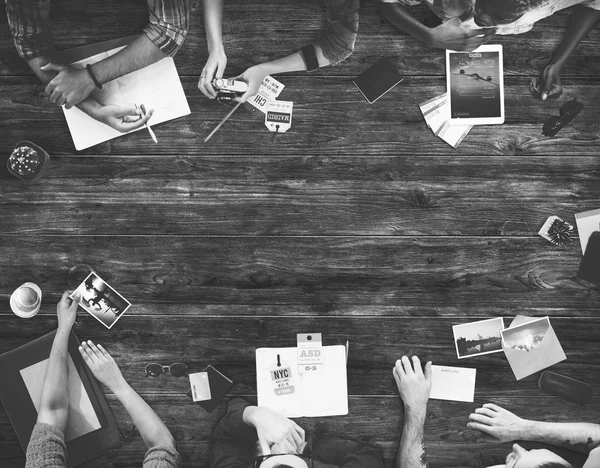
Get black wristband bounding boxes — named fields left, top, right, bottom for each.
left=86, top=64, right=102, bottom=89
left=300, top=45, right=319, bottom=72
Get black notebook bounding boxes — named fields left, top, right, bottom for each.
left=186, top=365, right=233, bottom=412
left=353, top=58, right=404, bottom=104
left=0, top=330, right=122, bottom=467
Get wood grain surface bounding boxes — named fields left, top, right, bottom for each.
left=1, top=0, right=599, bottom=466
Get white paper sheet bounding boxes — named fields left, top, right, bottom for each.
left=575, top=208, right=600, bottom=254
left=430, top=365, right=476, bottom=402
left=256, top=346, right=348, bottom=417
left=20, top=357, right=101, bottom=441
left=63, top=52, right=190, bottom=150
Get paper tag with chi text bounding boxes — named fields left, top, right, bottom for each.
left=297, top=333, right=324, bottom=373
left=265, top=101, right=293, bottom=133
left=247, top=76, right=285, bottom=114
left=271, top=354, right=295, bottom=396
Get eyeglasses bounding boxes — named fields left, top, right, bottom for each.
left=145, top=363, right=188, bottom=377
left=254, top=454, right=314, bottom=468
left=543, top=98, right=584, bottom=137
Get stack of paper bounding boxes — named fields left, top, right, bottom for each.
left=419, top=93, right=472, bottom=148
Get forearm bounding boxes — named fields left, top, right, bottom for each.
left=522, top=420, right=600, bottom=454
left=89, top=35, right=165, bottom=86
left=377, top=2, right=431, bottom=44
left=397, top=408, right=428, bottom=468
left=38, top=328, right=71, bottom=431
left=113, top=381, right=176, bottom=449
left=549, top=6, right=600, bottom=68
left=26, top=55, right=61, bottom=84
left=203, top=0, right=225, bottom=53
left=258, top=49, right=330, bottom=76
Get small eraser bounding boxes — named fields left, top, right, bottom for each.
left=189, top=372, right=211, bottom=402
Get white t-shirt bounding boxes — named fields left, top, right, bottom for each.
left=381, top=0, right=600, bottom=34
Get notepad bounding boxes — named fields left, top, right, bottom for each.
left=430, top=365, right=476, bottom=402
left=256, top=346, right=348, bottom=417
left=353, top=59, right=404, bottom=104
left=61, top=39, right=190, bottom=150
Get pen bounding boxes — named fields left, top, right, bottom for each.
left=205, top=102, right=241, bottom=143
left=139, top=104, right=157, bottom=144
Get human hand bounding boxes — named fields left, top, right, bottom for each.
left=57, top=290, right=79, bottom=332
left=531, top=63, right=563, bottom=101
left=79, top=340, right=127, bottom=392
left=41, top=63, right=96, bottom=108
left=198, top=48, right=228, bottom=99
left=232, top=64, right=267, bottom=103
left=243, top=406, right=305, bottom=455
left=393, top=356, right=432, bottom=412
left=93, top=104, right=153, bottom=133
left=428, top=18, right=496, bottom=51
left=467, top=403, right=529, bottom=442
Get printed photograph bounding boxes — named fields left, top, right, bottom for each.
left=71, top=272, right=132, bottom=329
left=501, top=316, right=550, bottom=351
left=453, top=317, right=505, bottom=359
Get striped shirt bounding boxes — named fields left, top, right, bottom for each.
left=5, top=0, right=190, bottom=60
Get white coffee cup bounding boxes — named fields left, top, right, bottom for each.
left=10, top=282, right=42, bottom=318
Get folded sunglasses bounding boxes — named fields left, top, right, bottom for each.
left=542, top=99, right=584, bottom=137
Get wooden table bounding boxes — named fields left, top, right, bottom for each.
left=1, top=1, right=599, bottom=467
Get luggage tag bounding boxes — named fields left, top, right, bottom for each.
left=265, top=101, right=293, bottom=139
left=270, top=353, right=295, bottom=396
left=246, top=76, right=285, bottom=114
left=297, top=333, right=324, bottom=374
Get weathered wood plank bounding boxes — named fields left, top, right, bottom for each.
left=0, top=316, right=598, bottom=396
left=1, top=1, right=599, bottom=78
left=0, top=395, right=595, bottom=467
left=0, top=236, right=597, bottom=315
left=2, top=155, right=599, bottom=236
left=2, top=77, right=600, bottom=156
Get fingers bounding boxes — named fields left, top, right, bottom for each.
left=216, top=60, right=226, bottom=79
left=544, top=84, right=563, bottom=100
left=290, top=425, right=304, bottom=447
left=294, top=423, right=305, bottom=442
left=82, top=340, right=102, bottom=361
left=116, top=110, right=153, bottom=133
left=234, top=89, right=251, bottom=104
left=482, top=403, right=502, bottom=412
left=393, top=365, right=402, bottom=387
left=40, top=62, right=65, bottom=73
left=474, top=407, right=496, bottom=418
left=530, top=78, right=541, bottom=97
left=258, top=438, right=271, bottom=456
left=401, top=355, right=412, bottom=374
left=198, top=70, right=217, bottom=99
left=424, top=361, right=432, bottom=380
left=466, top=421, right=494, bottom=434
left=79, top=344, right=93, bottom=365
left=122, top=106, right=144, bottom=117
left=467, top=27, right=496, bottom=38
left=412, top=356, right=423, bottom=376
left=468, top=413, right=493, bottom=425
left=60, top=290, right=72, bottom=304
left=96, top=343, right=112, bottom=360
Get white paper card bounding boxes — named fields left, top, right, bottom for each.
left=189, top=372, right=212, bottom=402
left=20, top=357, right=102, bottom=441
left=430, top=365, right=476, bottom=402
left=63, top=54, right=190, bottom=150
left=575, top=208, right=600, bottom=254
left=247, top=76, right=285, bottom=114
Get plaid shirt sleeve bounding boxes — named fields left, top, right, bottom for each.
left=5, top=0, right=55, bottom=60
left=143, top=0, right=190, bottom=57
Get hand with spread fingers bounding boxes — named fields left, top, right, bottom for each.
left=467, top=403, right=528, bottom=443
left=393, top=355, right=432, bottom=411
left=531, top=63, right=563, bottom=101
left=79, top=340, right=127, bottom=392
left=41, top=63, right=96, bottom=108
left=243, top=406, right=306, bottom=455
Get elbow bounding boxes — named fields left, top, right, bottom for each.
left=151, top=432, right=176, bottom=450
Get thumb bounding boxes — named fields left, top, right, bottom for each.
left=258, top=438, right=271, bottom=456
left=41, top=62, right=65, bottom=73
left=424, top=361, right=433, bottom=380
left=122, top=106, right=143, bottom=117
left=216, top=61, right=226, bottom=79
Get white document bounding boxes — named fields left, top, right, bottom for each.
left=430, top=365, right=476, bottom=402
left=256, top=346, right=348, bottom=418
left=20, top=357, right=101, bottom=441
left=63, top=48, right=190, bottom=150
left=575, top=208, right=600, bottom=254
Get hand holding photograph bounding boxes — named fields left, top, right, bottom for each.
left=71, top=272, right=132, bottom=329
left=452, top=317, right=504, bottom=359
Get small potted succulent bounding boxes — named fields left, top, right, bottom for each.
left=7, top=141, right=50, bottom=181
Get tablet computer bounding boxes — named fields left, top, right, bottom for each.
left=446, top=45, right=504, bottom=126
